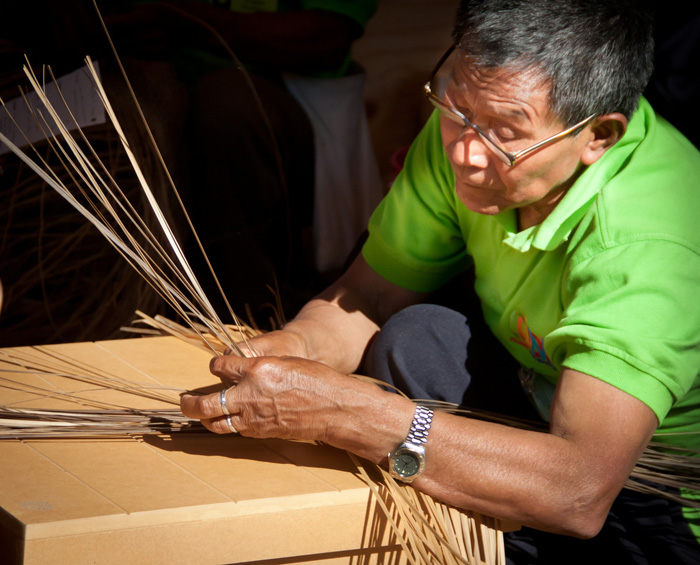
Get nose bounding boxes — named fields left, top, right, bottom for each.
left=449, top=128, right=490, bottom=169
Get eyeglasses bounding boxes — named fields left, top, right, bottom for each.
left=424, top=46, right=596, bottom=166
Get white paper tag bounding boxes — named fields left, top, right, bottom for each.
left=0, top=62, right=106, bottom=156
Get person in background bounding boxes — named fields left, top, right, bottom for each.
left=102, top=0, right=379, bottom=322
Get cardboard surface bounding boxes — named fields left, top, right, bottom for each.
left=0, top=336, right=517, bottom=564
left=0, top=337, right=402, bottom=564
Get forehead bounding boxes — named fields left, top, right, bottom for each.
left=450, top=52, right=556, bottom=124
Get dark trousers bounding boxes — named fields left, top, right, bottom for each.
left=363, top=304, right=700, bottom=564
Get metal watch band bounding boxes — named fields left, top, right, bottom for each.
left=406, top=405, right=433, bottom=446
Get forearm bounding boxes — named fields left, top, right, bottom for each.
left=331, top=402, right=638, bottom=539
left=246, top=256, right=427, bottom=373
left=339, top=370, right=656, bottom=538
left=411, top=414, right=612, bottom=537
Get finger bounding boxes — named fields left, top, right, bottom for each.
left=199, top=416, right=239, bottom=435
left=209, top=354, right=256, bottom=382
left=181, top=390, right=233, bottom=420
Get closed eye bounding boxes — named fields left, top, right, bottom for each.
left=492, top=125, right=517, bottom=141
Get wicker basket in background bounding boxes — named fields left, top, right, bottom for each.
left=0, top=60, right=183, bottom=346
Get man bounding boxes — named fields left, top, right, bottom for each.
left=181, top=0, right=700, bottom=561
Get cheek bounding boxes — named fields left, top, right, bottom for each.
left=510, top=152, right=580, bottom=192
left=539, top=155, right=581, bottom=189
left=440, top=119, right=459, bottom=154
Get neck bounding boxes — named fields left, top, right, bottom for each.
left=517, top=202, right=556, bottom=230
left=517, top=166, right=585, bottom=230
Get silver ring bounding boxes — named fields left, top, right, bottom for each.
left=220, top=388, right=230, bottom=416
left=225, top=416, right=238, bottom=434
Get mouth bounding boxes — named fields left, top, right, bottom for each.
left=456, top=178, right=491, bottom=190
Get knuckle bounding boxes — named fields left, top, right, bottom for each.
left=250, top=356, right=272, bottom=370
left=206, top=417, right=231, bottom=435
left=252, top=357, right=283, bottom=379
left=201, top=394, right=221, bottom=415
left=209, top=355, right=223, bottom=373
left=210, top=422, right=227, bottom=435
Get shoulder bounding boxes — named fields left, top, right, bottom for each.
left=362, top=112, right=469, bottom=293
left=570, top=99, right=700, bottom=262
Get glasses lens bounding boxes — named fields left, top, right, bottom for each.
left=427, top=94, right=466, bottom=126
left=429, top=49, right=514, bottom=164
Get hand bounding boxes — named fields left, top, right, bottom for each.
left=180, top=355, right=347, bottom=442
left=230, top=327, right=309, bottom=359
left=179, top=353, right=416, bottom=463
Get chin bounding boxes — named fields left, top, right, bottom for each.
left=456, top=185, right=504, bottom=216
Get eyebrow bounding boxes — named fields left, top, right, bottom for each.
left=500, top=107, right=530, bottom=122
left=444, top=66, right=543, bottom=132
left=468, top=98, right=531, bottom=128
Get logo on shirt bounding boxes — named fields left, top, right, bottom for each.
left=510, top=314, right=554, bottom=368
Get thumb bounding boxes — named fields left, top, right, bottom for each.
left=209, top=353, right=257, bottom=384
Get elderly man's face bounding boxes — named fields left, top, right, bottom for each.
left=440, top=61, right=593, bottom=229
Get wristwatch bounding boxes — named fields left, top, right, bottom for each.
left=388, top=405, right=434, bottom=483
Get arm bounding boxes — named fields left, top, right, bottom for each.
left=181, top=363, right=657, bottom=539
left=245, top=254, right=428, bottom=373
left=415, top=368, right=658, bottom=538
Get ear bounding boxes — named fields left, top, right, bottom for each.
left=580, top=113, right=628, bottom=166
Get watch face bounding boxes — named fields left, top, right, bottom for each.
left=392, top=452, right=420, bottom=478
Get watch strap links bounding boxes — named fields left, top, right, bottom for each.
left=406, top=404, right=433, bottom=446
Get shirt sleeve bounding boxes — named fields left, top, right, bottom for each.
left=362, top=111, right=472, bottom=293
left=546, top=238, right=700, bottom=424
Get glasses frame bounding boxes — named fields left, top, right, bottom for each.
left=424, top=45, right=597, bottom=166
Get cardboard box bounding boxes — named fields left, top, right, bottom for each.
left=0, top=336, right=514, bottom=564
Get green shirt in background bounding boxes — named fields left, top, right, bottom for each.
left=176, top=0, right=377, bottom=79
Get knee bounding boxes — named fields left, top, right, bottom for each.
left=383, top=303, right=466, bottom=340
left=365, top=304, right=467, bottom=368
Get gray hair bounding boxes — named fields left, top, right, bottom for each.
left=453, top=0, right=655, bottom=125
